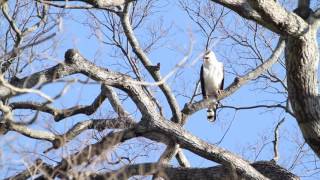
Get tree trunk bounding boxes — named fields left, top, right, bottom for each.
left=285, top=25, right=320, bottom=156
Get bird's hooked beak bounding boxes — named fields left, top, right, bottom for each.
left=203, top=51, right=211, bottom=62
left=203, top=56, right=209, bottom=60
left=203, top=55, right=210, bottom=63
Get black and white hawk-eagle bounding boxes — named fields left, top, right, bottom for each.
left=200, top=50, right=224, bottom=122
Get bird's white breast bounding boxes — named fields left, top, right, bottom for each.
left=203, top=61, right=223, bottom=97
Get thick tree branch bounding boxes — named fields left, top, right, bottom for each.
left=210, top=0, right=308, bottom=36
left=36, top=0, right=126, bottom=9
left=285, top=22, right=320, bottom=157
left=10, top=125, right=298, bottom=180
left=9, top=85, right=133, bottom=123
left=142, top=118, right=268, bottom=179
left=210, top=0, right=282, bottom=34
left=246, top=0, right=308, bottom=36
left=210, top=0, right=262, bottom=23
left=2, top=49, right=158, bottom=122
left=0, top=101, right=56, bottom=141
left=86, top=161, right=298, bottom=180
left=0, top=76, right=53, bottom=102
left=64, top=49, right=159, bottom=116
left=0, top=121, right=56, bottom=141
left=0, top=63, right=78, bottom=99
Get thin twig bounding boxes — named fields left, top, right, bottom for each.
left=272, top=118, right=285, bottom=162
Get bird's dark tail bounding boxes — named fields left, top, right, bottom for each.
left=207, top=103, right=218, bottom=122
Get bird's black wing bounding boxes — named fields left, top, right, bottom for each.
left=220, top=66, right=224, bottom=90
left=200, top=65, right=206, bottom=98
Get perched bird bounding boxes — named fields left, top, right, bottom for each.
left=200, top=50, right=224, bottom=122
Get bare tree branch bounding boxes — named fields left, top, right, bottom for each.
left=221, top=104, right=295, bottom=117
left=7, top=127, right=138, bottom=180
left=46, top=117, right=136, bottom=152
left=142, top=118, right=268, bottom=179
left=36, top=0, right=126, bottom=9
left=103, top=85, right=131, bottom=117
left=6, top=49, right=268, bottom=179
left=10, top=85, right=108, bottom=121
left=119, top=2, right=182, bottom=123
left=0, top=75, right=54, bottom=102
left=86, top=161, right=299, bottom=180
left=246, top=0, right=307, bottom=36
left=0, top=121, right=56, bottom=141
left=1, top=2, right=22, bottom=36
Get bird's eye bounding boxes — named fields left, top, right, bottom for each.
left=204, top=57, right=209, bottom=60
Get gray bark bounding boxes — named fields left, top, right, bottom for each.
left=87, top=161, right=299, bottom=180
left=285, top=23, right=320, bottom=157
left=211, top=0, right=320, bottom=159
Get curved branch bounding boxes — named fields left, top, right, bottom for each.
left=182, top=38, right=285, bottom=121
left=210, top=0, right=277, bottom=33
left=246, top=0, right=308, bottom=36
left=46, top=117, right=136, bottom=152
left=272, top=118, right=285, bottom=162
left=211, top=0, right=308, bottom=36
left=10, top=85, right=108, bottom=121
left=120, top=3, right=182, bottom=123
left=63, top=49, right=160, bottom=120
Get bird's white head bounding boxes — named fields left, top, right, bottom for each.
left=203, top=50, right=217, bottom=65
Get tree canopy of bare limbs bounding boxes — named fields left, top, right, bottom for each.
left=1, top=0, right=320, bottom=179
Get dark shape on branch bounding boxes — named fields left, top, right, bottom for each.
left=64, top=49, right=79, bottom=64
left=146, top=62, right=160, bottom=72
